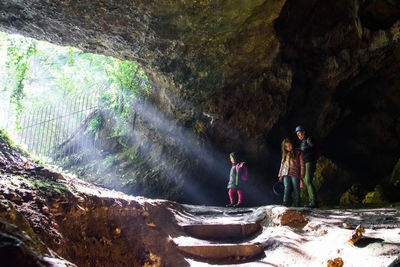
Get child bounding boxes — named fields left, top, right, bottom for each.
left=278, top=138, right=305, bottom=207
left=226, top=152, right=247, bottom=207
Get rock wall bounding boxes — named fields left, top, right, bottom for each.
left=270, top=0, right=400, bottom=181
left=1, top=0, right=399, bottom=204
left=0, top=130, right=189, bottom=266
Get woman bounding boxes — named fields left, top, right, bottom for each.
left=278, top=138, right=305, bottom=207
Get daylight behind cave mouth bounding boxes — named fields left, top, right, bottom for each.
left=0, top=32, right=233, bottom=205
left=0, top=33, right=164, bottom=195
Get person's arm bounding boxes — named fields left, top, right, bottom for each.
left=307, top=136, right=314, bottom=147
left=278, top=160, right=283, bottom=180
left=299, top=152, right=305, bottom=179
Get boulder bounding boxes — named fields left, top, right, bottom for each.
left=362, top=185, right=388, bottom=205
left=339, top=185, right=362, bottom=206
left=301, top=156, right=353, bottom=206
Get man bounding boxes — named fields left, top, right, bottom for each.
left=295, top=125, right=317, bottom=207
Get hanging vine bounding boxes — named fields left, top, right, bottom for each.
left=2, top=34, right=37, bottom=128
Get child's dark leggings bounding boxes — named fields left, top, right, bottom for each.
left=228, top=189, right=243, bottom=204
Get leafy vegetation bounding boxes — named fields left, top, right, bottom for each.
left=1, top=33, right=37, bottom=127
left=0, top=32, right=151, bottom=130
left=0, top=128, right=30, bottom=157
left=88, top=113, right=105, bottom=134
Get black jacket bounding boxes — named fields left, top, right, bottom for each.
left=299, top=136, right=315, bottom=163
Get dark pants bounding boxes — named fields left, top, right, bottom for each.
left=283, top=176, right=300, bottom=207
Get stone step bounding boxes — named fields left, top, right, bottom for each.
left=181, top=222, right=261, bottom=241
left=182, top=205, right=255, bottom=216
left=173, top=236, right=264, bottom=263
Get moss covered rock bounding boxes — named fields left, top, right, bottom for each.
left=362, top=185, right=388, bottom=205
left=301, top=156, right=353, bottom=206
left=0, top=200, right=49, bottom=255
left=339, top=185, right=362, bottom=206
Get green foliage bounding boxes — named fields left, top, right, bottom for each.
left=121, top=147, right=138, bottom=161
left=0, top=128, right=14, bottom=147
left=0, top=128, right=30, bottom=157
left=0, top=32, right=151, bottom=142
left=99, top=58, right=151, bottom=138
left=128, top=152, right=137, bottom=161
left=32, top=178, right=68, bottom=195
left=88, top=113, right=105, bottom=134
left=104, top=155, right=116, bottom=169
left=0, top=32, right=153, bottom=190
left=1, top=33, right=37, bottom=127
left=67, top=47, right=75, bottom=66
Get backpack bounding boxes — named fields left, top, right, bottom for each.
left=235, top=162, right=248, bottom=186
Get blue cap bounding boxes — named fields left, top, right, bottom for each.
left=295, top=125, right=305, bottom=133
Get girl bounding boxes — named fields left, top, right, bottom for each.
left=226, top=152, right=247, bottom=207
left=278, top=138, right=305, bottom=207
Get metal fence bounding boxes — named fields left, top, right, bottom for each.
left=0, top=94, right=99, bottom=160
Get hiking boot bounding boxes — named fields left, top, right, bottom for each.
left=226, top=203, right=235, bottom=207
left=233, top=202, right=242, bottom=208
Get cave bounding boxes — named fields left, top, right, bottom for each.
left=0, top=0, right=399, bottom=266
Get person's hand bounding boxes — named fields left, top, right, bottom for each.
left=279, top=176, right=283, bottom=181
left=306, top=138, right=310, bottom=145
left=300, top=178, right=305, bottom=188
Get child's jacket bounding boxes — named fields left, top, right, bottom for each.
left=227, top=162, right=248, bottom=190
left=278, top=149, right=305, bottom=179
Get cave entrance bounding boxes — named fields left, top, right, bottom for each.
left=0, top=32, right=150, bottom=176
left=0, top=32, right=233, bottom=204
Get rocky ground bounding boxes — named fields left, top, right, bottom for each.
left=176, top=205, right=400, bottom=267
left=1, top=131, right=399, bottom=266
